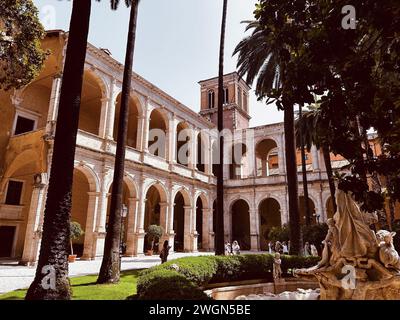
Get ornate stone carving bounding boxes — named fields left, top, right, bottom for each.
left=295, top=189, right=400, bottom=300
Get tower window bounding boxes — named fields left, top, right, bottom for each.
left=5, top=180, right=23, bottom=205
left=208, top=90, right=215, bottom=109
left=223, top=87, right=229, bottom=105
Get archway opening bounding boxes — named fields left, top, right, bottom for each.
left=256, top=139, right=279, bottom=177
left=176, top=122, right=190, bottom=167
left=173, top=192, right=185, bottom=252
left=78, top=71, right=102, bottom=136
left=71, top=168, right=90, bottom=257
left=143, top=185, right=162, bottom=252
left=230, top=143, right=248, bottom=179
left=196, top=133, right=206, bottom=173
left=212, top=141, right=218, bottom=176
left=113, top=94, right=140, bottom=149
left=196, top=197, right=204, bottom=250
left=259, top=198, right=281, bottom=250
left=231, top=199, right=250, bottom=250
left=299, top=196, right=316, bottom=225
left=106, top=181, right=130, bottom=254
left=148, top=109, right=167, bottom=158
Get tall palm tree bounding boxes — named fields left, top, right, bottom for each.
left=25, top=0, right=92, bottom=300
left=97, top=0, right=140, bottom=284
left=215, top=0, right=228, bottom=256
left=295, top=104, right=337, bottom=213
left=234, top=20, right=302, bottom=255
left=298, top=104, right=311, bottom=225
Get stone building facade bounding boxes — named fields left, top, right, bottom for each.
left=0, top=31, right=361, bottom=264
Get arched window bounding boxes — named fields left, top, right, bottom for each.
left=208, top=90, right=215, bottom=109
left=223, top=87, right=229, bottom=104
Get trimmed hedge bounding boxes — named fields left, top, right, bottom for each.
left=137, top=254, right=320, bottom=300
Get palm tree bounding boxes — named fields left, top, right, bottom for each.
left=25, top=0, right=92, bottom=300
left=234, top=20, right=302, bottom=255
left=97, top=0, right=140, bottom=284
left=298, top=104, right=311, bottom=225
left=295, top=104, right=337, bottom=213
left=215, top=0, right=228, bottom=256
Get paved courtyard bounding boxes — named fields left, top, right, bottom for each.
left=0, top=252, right=215, bottom=294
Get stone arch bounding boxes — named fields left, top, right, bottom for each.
left=230, top=198, right=251, bottom=250
left=299, top=195, right=317, bottom=225
left=229, top=142, right=249, bottom=179
left=172, top=186, right=192, bottom=252
left=255, top=138, right=279, bottom=177
left=258, top=198, right=282, bottom=250
left=78, top=69, right=106, bottom=136
left=148, top=108, right=168, bottom=158
left=113, top=93, right=143, bottom=149
left=194, top=192, right=209, bottom=250
left=176, top=121, right=191, bottom=167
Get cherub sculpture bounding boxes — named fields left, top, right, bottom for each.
left=273, top=252, right=282, bottom=279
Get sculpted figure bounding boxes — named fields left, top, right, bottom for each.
left=317, top=218, right=340, bottom=268
left=273, top=252, right=282, bottom=279
left=376, top=230, right=400, bottom=272
left=333, top=190, right=377, bottom=259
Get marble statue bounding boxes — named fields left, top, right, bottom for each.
left=376, top=230, right=400, bottom=272
left=294, top=189, right=400, bottom=300
left=273, top=252, right=282, bottom=280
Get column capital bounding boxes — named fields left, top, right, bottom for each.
left=183, top=205, right=192, bottom=210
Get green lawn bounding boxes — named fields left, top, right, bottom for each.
left=0, top=269, right=140, bottom=300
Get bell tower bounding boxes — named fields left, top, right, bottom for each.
left=198, top=72, right=251, bottom=131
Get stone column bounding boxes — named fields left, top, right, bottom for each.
left=45, top=74, right=62, bottom=135
left=183, top=205, right=194, bottom=252
left=167, top=115, right=177, bottom=163
left=223, top=204, right=230, bottom=242
left=20, top=179, right=47, bottom=266
left=82, top=192, right=100, bottom=260
left=278, top=133, right=286, bottom=175
left=134, top=187, right=146, bottom=255
left=311, top=145, right=320, bottom=171
left=125, top=197, right=138, bottom=256
left=98, top=97, right=112, bottom=138
left=188, top=126, right=197, bottom=170
left=249, top=208, right=260, bottom=251
left=141, top=105, right=151, bottom=153
left=104, top=81, right=118, bottom=140
left=205, top=135, right=212, bottom=176
left=202, top=207, right=212, bottom=250
left=159, top=202, right=171, bottom=250
left=167, top=201, right=176, bottom=252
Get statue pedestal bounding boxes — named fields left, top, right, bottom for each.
left=296, top=258, right=400, bottom=300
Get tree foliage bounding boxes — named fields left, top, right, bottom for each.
left=0, top=0, right=47, bottom=90
left=244, top=0, right=400, bottom=213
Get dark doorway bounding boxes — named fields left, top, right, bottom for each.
left=0, top=226, right=16, bottom=257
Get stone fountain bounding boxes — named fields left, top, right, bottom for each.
left=294, top=189, right=400, bottom=300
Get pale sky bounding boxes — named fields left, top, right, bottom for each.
left=33, top=0, right=283, bottom=127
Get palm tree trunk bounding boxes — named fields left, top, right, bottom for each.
left=215, top=0, right=228, bottom=256
left=25, top=0, right=91, bottom=300
left=284, top=102, right=302, bottom=255
left=322, top=145, right=337, bottom=212
left=97, top=1, right=139, bottom=284
left=299, top=105, right=311, bottom=225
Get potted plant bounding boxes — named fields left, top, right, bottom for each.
left=145, top=225, right=163, bottom=256
left=69, top=221, right=84, bottom=263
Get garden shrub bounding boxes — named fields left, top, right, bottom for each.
left=137, top=268, right=209, bottom=300
left=136, top=253, right=320, bottom=300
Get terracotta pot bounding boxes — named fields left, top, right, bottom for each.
left=68, top=255, right=77, bottom=263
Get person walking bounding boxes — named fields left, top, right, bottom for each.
left=225, top=241, right=232, bottom=255
left=159, top=240, right=171, bottom=264
left=268, top=241, right=273, bottom=254
left=304, top=242, right=311, bottom=256
left=232, top=240, right=241, bottom=255
left=275, top=241, right=283, bottom=254
left=282, top=241, right=289, bottom=254
left=310, top=243, right=319, bottom=257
